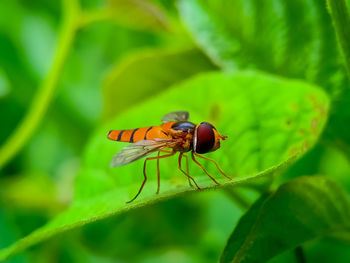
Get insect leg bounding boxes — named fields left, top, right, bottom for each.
left=156, top=149, right=176, bottom=194
left=178, top=153, right=201, bottom=190
left=191, top=152, right=220, bottom=186
left=182, top=154, right=193, bottom=187
left=156, top=151, right=160, bottom=194
left=194, top=152, right=232, bottom=180
left=127, top=151, right=176, bottom=203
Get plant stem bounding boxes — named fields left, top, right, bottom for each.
left=0, top=0, right=80, bottom=169
left=327, top=0, right=350, bottom=80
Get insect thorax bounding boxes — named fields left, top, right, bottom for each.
left=169, top=121, right=196, bottom=152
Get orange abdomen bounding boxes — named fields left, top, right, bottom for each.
left=107, top=122, right=175, bottom=143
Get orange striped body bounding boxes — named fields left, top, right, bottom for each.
left=108, top=122, right=175, bottom=143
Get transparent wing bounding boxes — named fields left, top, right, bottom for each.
left=110, top=139, right=177, bottom=167
left=161, top=111, right=189, bottom=123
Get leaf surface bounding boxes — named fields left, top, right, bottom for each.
left=0, top=71, right=329, bottom=261
left=178, top=0, right=350, bottom=168
left=82, top=0, right=172, bottom=31
left=220, top=176, right=350, bottom=263
left=178, top=0, right=347, bottom=94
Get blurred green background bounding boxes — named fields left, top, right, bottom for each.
left=1, top=0, right=350, bottom=262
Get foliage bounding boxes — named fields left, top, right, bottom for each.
left=0, top=0, right=350, bottom=262
left=102, top=47, right=216, bottom=120
left=220, top=176, right=350, bottom=263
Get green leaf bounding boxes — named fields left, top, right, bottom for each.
left=0, top=208, right=28, bottom=263
left=220, top=176, right=350, bottom=263
left=81, top=0, right=171, bottom=32
left=0, top=0, right=79, bottom=169
left=325, top=88, right=350, bottom=159
left=0, top=69, right=10, bottom=98
left=178, top=0, right=348, bottom=95
left=325, top=0, right=350, bottom=157
left=327, top=0, right=350, bottom=79
left=178, top=0, right=350, bottom=172
left=0, top=71, right=329, bottom=261
left=109, top=0, right=170, bottom=31
left=0, top=174, right=62, bottom=212
left=102, top=47, right=216, bottom=120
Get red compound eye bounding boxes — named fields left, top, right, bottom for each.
left=194, top=122, right=215, bottom=154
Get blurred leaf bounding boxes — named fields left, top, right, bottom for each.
left=60, top=21, right=164, bottom=127
left=0, top=71, right=329, bottom=260
left=79, top=196, right=205, bottom=260
left=0, top=208, right=28, bottom=263
left=20, top=14, right=57, bottom=79
left=324, top=0, right=350, bottom=157
left=140, top=250, right=195, bottom=263
left=103, top=47, right=216, bottom=120
left=178, top=0, right=347, bottom=95
left=325, top=88, right=350, bottom=158
left=0, top=0, right=79, bottom=170
left=0, top=174, right=63, bottom=213
left=318, top=145, right=350, bottom=193
left=0, top=69, right=10, bottom=98
left=327, top=0, right=350, bottom=79
left=109, top=0, right=170, bottom=31
left=220, top=176, right=350, bottom=263
left=81, top=0, right=171, bottom=31
left=78, top=191, right=243, bottom=262
left=303, top=238, right=350, bottom=263
left=179, top=0, right=240, bottom=69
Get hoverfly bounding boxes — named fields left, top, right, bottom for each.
left=107, top=111, right=231, bottom=203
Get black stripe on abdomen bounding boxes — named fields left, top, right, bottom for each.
left=117, top=130, right=124, bottom=141
left=130, top=128, right=139, bottom=142
left=144, top=126, right=153, bottom=140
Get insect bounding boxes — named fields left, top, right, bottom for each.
left=107, top=111, right=231, bottom=203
